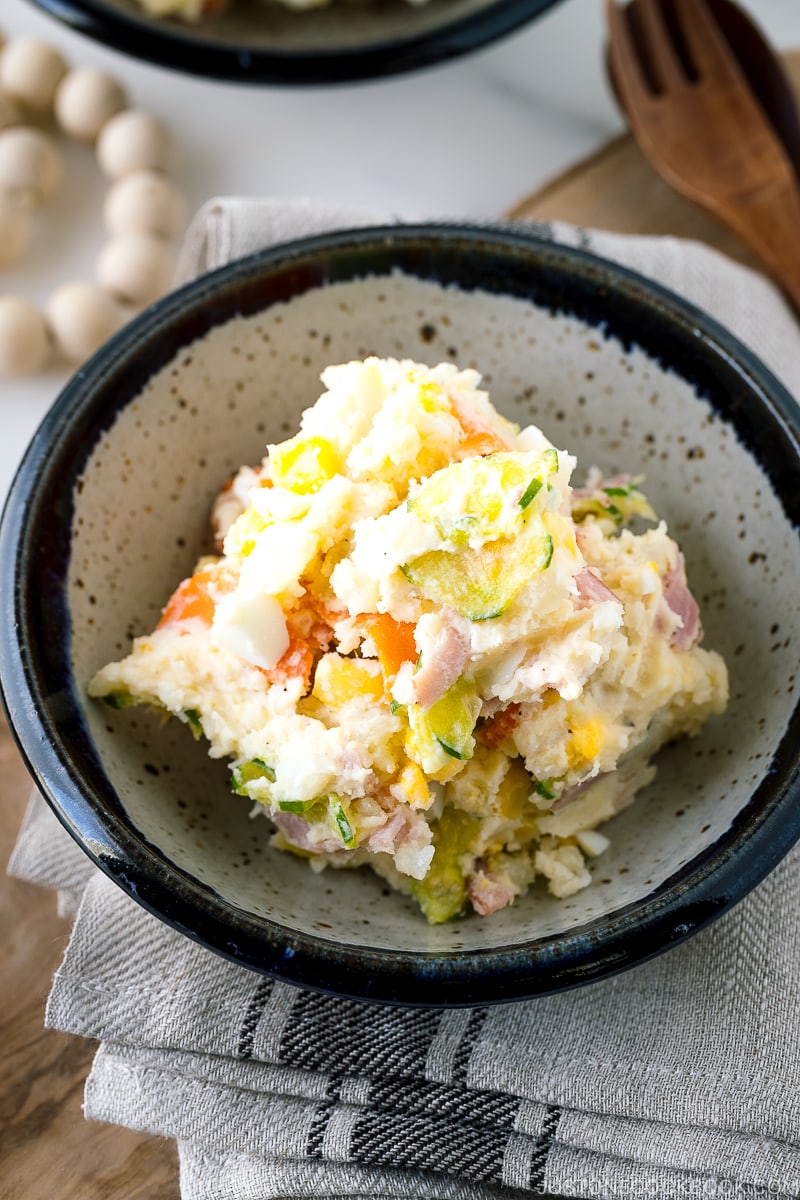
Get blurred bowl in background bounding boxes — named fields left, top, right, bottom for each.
left=25, top=0, right=565, bottom=84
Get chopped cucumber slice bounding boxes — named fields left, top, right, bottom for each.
left=409, top=450, right=559, bottom=545
left=410, top=868, right=465, bottom=925
left=424, top=677, right=481, bottom=761
left=231, top=757, right=275, bottom=795
left=542, top=448, right=559, bottom=473
left=277, top=796, right=318, bottom=813
left=102, top=689, right=136, bottom=710
left=402, top=528, right=554, bottom=622
left=572, top=478, right=655, bottom=529
left=182, top=708, right=204, bottom=740
left=273, top=793, right=357, bottom=848
left=518, top=477, right=542, bottom=510
left=533, top=777, right=559, bottom=801
left=409, top=808, right=478, bottom=924
left=328, top=795, right=357, bottom=848
left=571, top=496, right=621, bottom=526
left=519, top=452, right=557, bottom=511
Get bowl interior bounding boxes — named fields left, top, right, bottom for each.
left=5, top=227, right=800, bottom=1001
left=30, top=0, right=563, bottom=82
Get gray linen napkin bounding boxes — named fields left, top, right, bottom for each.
left=9, top=197, right=800, bottom=1200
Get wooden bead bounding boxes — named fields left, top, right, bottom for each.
left=0, top=127, right=63, bottom=209
left=0, top=196, right=31, bottom=264
left=96, top=232, right=174, bottom=306
left=95, top=110, right=172, bottom=180
left=0, top=38, right=68, bottom=113
left=54, top=68, right=127, bottom=142
left=0, top=94, right=22, bottom=132
left=103, top=170, right=185, bottom=239
left=0, top=296, right=50, bottom=376
left=45, top=280, right=126, bottom=363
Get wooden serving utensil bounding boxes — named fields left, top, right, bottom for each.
left=606, top=0, right=800, bottom=313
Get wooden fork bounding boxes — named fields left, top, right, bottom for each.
left=606, top=0, right=800, bottom=313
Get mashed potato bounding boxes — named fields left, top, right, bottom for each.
left=89, top=357, right=728, bottom=922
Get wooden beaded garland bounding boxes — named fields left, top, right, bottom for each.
left=0, top=32, right=187, bottom=378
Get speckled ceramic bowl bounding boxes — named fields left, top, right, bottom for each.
left=2, top=224, right=800, bottom=1006
left=27, top=0, right=563, bottom=84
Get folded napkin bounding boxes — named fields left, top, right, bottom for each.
left=10, top=197, right=800, bottom=1200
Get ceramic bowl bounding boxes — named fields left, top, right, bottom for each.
left=27, top=0, right=564, bottom=84
left=2, top=223, right=799, bottom=1006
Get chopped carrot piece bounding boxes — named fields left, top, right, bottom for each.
left=258, top=602, right=336, bottom=692
left=449, top=394, right=511, bottom=457
left=361, top=613, right=417, bottom=684
left=157, top=566, right=218, bottom=629
left=477, top=702, right=522, bottom=748
left=259, top=633, right=315, bottom=690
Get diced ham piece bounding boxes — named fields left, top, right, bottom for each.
left=574, top=567, right=619, bottom=607
left=366, top=806, right=433, bottom=879
left=571, top=471, right=632, bottom=499
left=412, top=612, right=471, bottom=710
left=366, top=809, right=411, bottom=855
left=663, top=553, right=702, bottom=650
left=271, top=812, right=347, bottom=856
left=340, top=745, right=378, bottom=797
left=574, top=523, right=592, bottom=554
left=467, top=868, right=517, bottom=916
left=550, top=772, right=605, bottom=811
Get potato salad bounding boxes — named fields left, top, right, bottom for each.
left=89, top=357, right=728, bottom=923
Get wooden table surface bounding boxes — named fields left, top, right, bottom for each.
left=3, top=51, right=798, bottom=1199
left=0, top=712, right=179, bottom=1196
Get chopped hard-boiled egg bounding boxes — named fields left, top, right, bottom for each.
left=210, top=591, right=289, bottom=671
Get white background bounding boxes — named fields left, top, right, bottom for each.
left=2, top=0, right=799, bottom=500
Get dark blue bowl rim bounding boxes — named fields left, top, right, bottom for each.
left=26, top=0, right=564, bottom=85
left=2, top=221, right=800, bottom=1007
